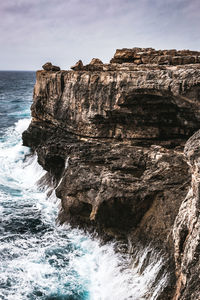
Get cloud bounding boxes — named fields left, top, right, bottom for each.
left=0, top=0, right=200, bottom=70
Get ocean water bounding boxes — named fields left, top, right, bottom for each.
left=0, top=71, right=168, bottom=300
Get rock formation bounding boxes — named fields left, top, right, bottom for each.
left=42, top=62, right=60, bottom=71
left=23, top=48, right=200, bottom=299
left=90, top=58, right=103, bottom=65
left=71, top=59, right=84, bottom=71
left=173, top=131, right=200, bottom=300
left=110, top=48, right=200, bottom=65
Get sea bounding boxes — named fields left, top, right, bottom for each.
left=0, top=71, right=167, bottom=300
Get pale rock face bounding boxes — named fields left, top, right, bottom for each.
left=23, top=48, right=200, bottom=299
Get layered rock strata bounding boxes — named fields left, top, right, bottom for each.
left=110, top=48, right=200, bottom=65
left=173, top=131, right=200, bottom=300
left=23, top=48, right=200, bottom=299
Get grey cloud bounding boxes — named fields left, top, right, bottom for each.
left=0, top=0, right=199, bottom=70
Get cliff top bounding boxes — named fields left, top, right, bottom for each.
left=42, top=47, right=200, bottom=73
left=110, top=47, right=200, bottom=65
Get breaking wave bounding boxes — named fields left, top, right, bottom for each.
left=0, top=72, right=168, bottom=300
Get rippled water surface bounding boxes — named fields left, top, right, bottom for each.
left=0, top=71, right=167, bottom=300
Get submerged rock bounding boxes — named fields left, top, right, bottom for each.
left=23, top=47, right=200, bottom=299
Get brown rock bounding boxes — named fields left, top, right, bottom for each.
left=90, top=58, right=103, bottom=65
left=110, top=47, right=200, bottom=66
left=141, top=56, right=150, bottom=64
left=163, top=49, right=177, bottom=56
left=42, top=62, right=60, bottom=71
left=171, top=56, right=183, bottom=65
left=172, top=130, right=200, bottom=300
left=182, top=56, right=196, bottom=64
left=51, top=65, right=60, bottom=71
left=133, top=53, right=142, bottom=59
left=71, top=60, right=84, bottom=71
left=133, top=58, right=142, bottom=64
left=110, top=48, right=135, bottom=63
left=42, top=62, right=53, bottom=71
left=23, top=48, right=200, bottom=300
left=157, top=55, right=172, bottom=65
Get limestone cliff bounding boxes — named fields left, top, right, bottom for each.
left=173, top=131, right=200, bottom=300
left=23, top=48, right=200, bottom=299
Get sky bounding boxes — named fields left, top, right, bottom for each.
left=0, top=0, right=200, bottom=70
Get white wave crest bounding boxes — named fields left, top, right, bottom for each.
left=0, top=119, right=168, bottom=300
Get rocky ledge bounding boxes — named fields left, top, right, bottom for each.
left=23, top=48, right=200, bottom=299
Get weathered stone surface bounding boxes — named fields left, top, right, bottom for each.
left=42, top=62, right=60, bottom=71
left=23, top=48, right=200, bottom=299
left=173, top=130, right=200, bottom=300
left=71, top=59, right=83, bottom=71
left=51, top=65, right=60, bottom=71
left=42, top=62, right=52, bottom=71
left=90, top=58, right=103, bottom=65
left=56, top=143, right=189, bottom=249
left=110, top=48, right=200, bottom=65
left=27, top=64, right=200, bottom=145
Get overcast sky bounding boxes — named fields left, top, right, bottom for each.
left=1, top=0, right=200, bottom=70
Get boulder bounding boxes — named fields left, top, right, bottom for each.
left=51, top=65, right=60, bottom=71
left=157, top=55, right=172, bottom=65
left=71, top=60, right=84, bottom=71
left=42, top=62, right=60, bottom=71
left=89, top=58, right=103, bottom=65
left=42, top=62, right=53, bottom=71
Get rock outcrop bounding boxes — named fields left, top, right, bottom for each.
left=173, top=131, right=200, bottom=300
left=90, top=58, right=103, bottom=65
left=110, top=48, right=200, bottom=65
left=23, top=48, right=200, bottom=299
left=42, top=62, right=60, bottom=71
left=71, top=59, right=83, bottom=71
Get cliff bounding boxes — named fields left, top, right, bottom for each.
left=23, top=48, right=200, bottom=299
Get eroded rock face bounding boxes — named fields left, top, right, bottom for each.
left=110, top=48, right=200, bottom=65
left=90, top=58, right=103, bottom=65
left=42, top=62, right=60, bottom=71
left=71, top=59, right=83, bottom=71
left=27, top=64, right=200, bottom=145
left=173, top=130, right=200, bottom=300
left=23, top=48, right=200, bottom=299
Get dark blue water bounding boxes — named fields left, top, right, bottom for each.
left=0, top=71, right=167, bottom=300
left=0, top=71, right=34, bottom=134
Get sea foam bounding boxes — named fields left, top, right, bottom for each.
left=0, top=118, right=168, bottom=300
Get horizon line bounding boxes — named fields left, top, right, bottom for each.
left=0, top=69, right=36, bottom=72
